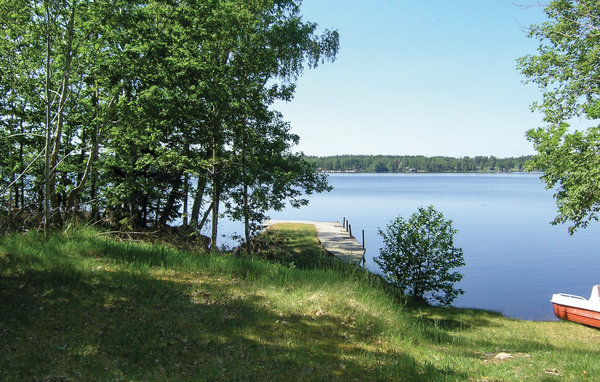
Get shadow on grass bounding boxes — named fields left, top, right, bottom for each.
left=5, top=230, right=596, bottom=381
left=407, top=303, right=504, bottom=329
left=1, top=249, right=469, bottom=382
left=403, top=300, right=600, bottom=365
left=401, top=304, right=505, bottom=348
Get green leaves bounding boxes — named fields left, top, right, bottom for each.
left=1, top=0, right=338, bottom=238
left=375, top=206, right=464, bottom=306
left=519, top=0, right=600, bottom=233
left=527, top=123, right=600, bottom=233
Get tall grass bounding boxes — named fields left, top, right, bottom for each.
left=1, top=225, right=599, bottom=381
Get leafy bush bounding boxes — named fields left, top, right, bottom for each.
left=375, top=206, right=465, bottom=305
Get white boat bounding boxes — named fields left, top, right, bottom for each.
left=551, top=285, right=600, bottom=328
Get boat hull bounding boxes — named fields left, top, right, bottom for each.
left=553, top=303, right=600, bottom=328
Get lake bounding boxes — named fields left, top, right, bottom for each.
left=216, top=173, right=600, bottom=321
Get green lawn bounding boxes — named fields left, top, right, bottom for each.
left=1, top=225, right=598, bottom=381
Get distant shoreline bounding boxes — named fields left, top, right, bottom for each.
left=307, top=154, right=532, bottom=174
left=317, top=169, right=534, bottom=174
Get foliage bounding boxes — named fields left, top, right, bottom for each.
left=375, top=206, right=465, bottom=305
left=225, top=112, right=332, bottom=249
left=0, top=0, right=338, bottom=245
left=518, top=0, right=600, bottom=233
left=307, top=155, right=531, bottom=173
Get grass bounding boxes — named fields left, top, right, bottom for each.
left=1, top=224, right=599, bottom=381
left=254, top=223, right=340, bottom=269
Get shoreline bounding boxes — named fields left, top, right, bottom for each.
left=318, top=170, right=539, bottom=174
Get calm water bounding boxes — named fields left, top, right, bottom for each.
left=216, top=173, right=600, bottom=321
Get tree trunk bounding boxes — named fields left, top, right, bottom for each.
left=8, top=172, right=14, bottom=216
left=18, top=137, right=24, bottom=209
left=90, top=165, right=98, bottom=221
left=190, top=175, right=207, bottom=228
left=19, top=119, right=24, bottom=209
left=242, top=128, right=251, bottom=254
left=210, top=104, right=222, bottom=250
left=159, top=174, right=182, bottom=226
left=48, top=1, right=78, bottom=226
left=43, top=2, right=52, bottom=236
left=210, top=165, right=220, bottom=250
left=153, top=198, right=160, bottom=227
left=198, top=205, right=212, bottom=233
left=65, top=124, right=99, bottom=219
left=183, top=173, right=189, bottom=227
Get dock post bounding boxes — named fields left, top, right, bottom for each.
left=342, top=217, right=345, bottom=228
left=361, top=230, right=366, bottom=268
left=345, top=220, right=348, bottom=232
left=349, top=224, right=352, bottom=238
left=362, top=230, right=365, bottom=249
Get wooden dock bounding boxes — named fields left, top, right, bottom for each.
left=265, top=220, right=366, bottom=266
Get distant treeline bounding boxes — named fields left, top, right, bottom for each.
left=306, top=155, right=533, bottom=173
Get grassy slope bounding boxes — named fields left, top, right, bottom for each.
left=0, top=224, right=598, bottom=381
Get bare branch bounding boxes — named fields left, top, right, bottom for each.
left=2, top=133, right=47, bottom=139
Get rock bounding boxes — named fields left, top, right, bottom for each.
left=494, top=352, right=513, bottom=360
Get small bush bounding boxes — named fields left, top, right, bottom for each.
left=375, top=206, right=465, bottom=305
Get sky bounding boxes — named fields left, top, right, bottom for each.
left=273, top=0, right=554, bottom=158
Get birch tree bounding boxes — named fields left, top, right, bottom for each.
left=518, top=0, right=600, bottom=233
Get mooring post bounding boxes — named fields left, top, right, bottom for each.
left=349, top=224, right=352, bottom=238
left=345, top=220, right=348, bottom=232
left=361, top=230, right=366, bottom=268
left=342, top=217, right=345, bottom=228
left=362, top=229, right=365, bottom=249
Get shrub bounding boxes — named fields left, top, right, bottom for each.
left=375, top=206, right=465, bottom=305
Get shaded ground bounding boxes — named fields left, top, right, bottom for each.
left=1, top=227, right=599, bottom=381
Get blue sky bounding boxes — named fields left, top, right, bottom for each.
left=274, top=1, right=551, bottom=157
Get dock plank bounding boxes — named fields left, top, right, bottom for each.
left=265, top=220, right=365, bottom=266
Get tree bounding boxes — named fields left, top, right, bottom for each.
left=374, top=206, right=465, bottom=305
left=226, top=111, right=331, bottom=252
left=0, top=0, right=127, bottom=232
left=0, top=0, right=337, bottom=241
left=202, top=0, right=338, bottom=249
left=517, top=0, right=600, bottom=233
